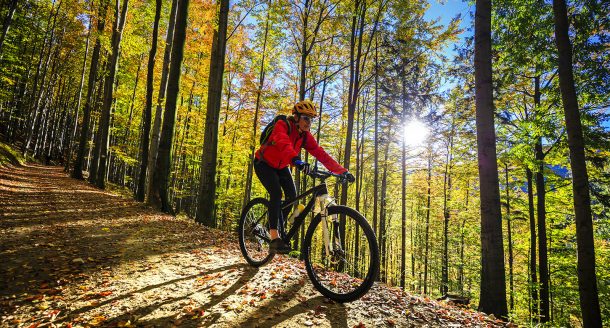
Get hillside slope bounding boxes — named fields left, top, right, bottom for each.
left=0, top=163, right=512, bottom=327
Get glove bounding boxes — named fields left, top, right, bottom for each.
left=292, top=157, right=311, bottom=174
left=342, top=171, right=355, bottom=183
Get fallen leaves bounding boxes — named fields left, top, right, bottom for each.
left=0, top=165, right=514, bottom=328
left=89, top=315, right=107, bottom=326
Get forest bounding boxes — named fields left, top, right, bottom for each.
left=0, top=0, right=608, bottom=326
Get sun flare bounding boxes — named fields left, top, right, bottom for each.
left=403, top=120, right=429, bottom=147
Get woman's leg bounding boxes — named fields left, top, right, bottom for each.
left=278, top=167, right=297, bottom=221
left=253, top=160, right=283, bottom=239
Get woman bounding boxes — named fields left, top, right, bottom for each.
left=254, top=99, right=354, bottom=254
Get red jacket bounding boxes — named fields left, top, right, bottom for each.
left=255, top=118, right=347, bottom=175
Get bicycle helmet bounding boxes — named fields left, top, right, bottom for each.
left=293, top=99, right=318, bottom=117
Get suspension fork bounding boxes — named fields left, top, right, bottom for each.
left=315, top=194, right=338, bottom=255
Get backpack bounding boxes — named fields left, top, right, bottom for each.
left=260, top=115, right=291, bottom=145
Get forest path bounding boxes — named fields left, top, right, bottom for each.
left=0, top=164, right=509, bottom=327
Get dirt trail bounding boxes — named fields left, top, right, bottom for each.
left=0, top=164, right=511, bottom=327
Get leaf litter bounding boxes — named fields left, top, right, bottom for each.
left=0, top=165, right=515, bottom=327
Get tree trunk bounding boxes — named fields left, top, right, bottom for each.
left=73, top=0, right=109, bottom=179
left=24, top=1, right=62, bottom=156
left=340, top=0, right=365, bottom=208
left=505, top=164, right=514, bottom=312
left=400, top=113, right=407, bottom=289
left=94, top=0, right=129, bottom=188
left=442, top=132, right=454, bottom=296
left=243, top=13, right=270, bottom=207
left=150, top=0, right=190, bottom=213
left=147, top=0, right=178, bottom=202
left=0, top=0, right=18, bottom=57
left=379, top=132, right=390, bottom=282
left=535, top=140, right=550, bottom=322
left=423, top=153, right=431, bottom=295
left=526, top=167, right=539, bottom=321
left=459, top=180, right=470, bottom=295
left=373, top=35, right=379, bottom=238
left=196, top=0, right=229, bottom=226
left=136, top=0, right=162, bottom=201
left=552, top=0, right=602, bottom=325
left=474, top=0, right=508, bottom=318
left=65, top=20, right=91, bottom=172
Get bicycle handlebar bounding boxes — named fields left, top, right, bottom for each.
left=307, top=166, right=350, bottom=183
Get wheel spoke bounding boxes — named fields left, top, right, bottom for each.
left=239, top=199, right=274, bottom=267
left=304, top=206, right=379, bottom=302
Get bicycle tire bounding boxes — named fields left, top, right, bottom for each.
left=238, top=198, right=275, bottom=267
left=303, top=205, right=379, bottom=302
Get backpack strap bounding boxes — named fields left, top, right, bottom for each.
left=278, top=115, right=290, bottom=135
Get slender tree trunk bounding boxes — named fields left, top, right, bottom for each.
left=526, top=167, right=539, bottom=321
left=442, top=133, right=454, bottom=296
left=459, top=180, right=470, bottom=295
left=65, top=22, right=91, bottom=171
left=340, top=0, right=365, bottom=208
left=400, top=113, right=407, bottom=289
left=150, top=0, right=189, bottom=213
left=243, top=13, right=270, bottom=207
left=73, top=0, right=109, bottom=179
left=474, top=0, right=508, bottom=318
left=423, top=153, right=432, bottom=295
left=505, top=164, right=514, bottom=312
left=552, top=0, right=602, bottom=325
left=147, top=0, right=178, bottom=202
left=94, top=0, right=129, bottom=188
left=196, top=0, right=229, bottom=226
left=379, top=134, right=390, bottom=282
left=293, top=0, right=312, bottom=198
left=535, top=140, right=550, bottom=322
left=136, top=0, right=162, bottom=201
left=24, top=1, right=62, bottom=156
left=0, top=0, right=18, bottom=57
left=373, top=35, right=379, bottom=238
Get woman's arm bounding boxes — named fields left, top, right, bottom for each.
left=303, top=133, right=347, bottom=174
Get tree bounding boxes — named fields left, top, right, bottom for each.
left=196, top=0, right=229, bottom=226
left=243, top=10, right=270, bottom=207
left=552, top=0, right=602, bottom=325
left=0, top=0, right=18, bottom=56
left=136, top=0, right=162, bottom=201
left=150, top=0, right=189, bottom=213
left=474, top=0, right=508, bottom=318
left=73, top=0, right=109, bottom=180
left=91, top=0, right=129, bottom=188
left=146, top=0, right=178, bottom=202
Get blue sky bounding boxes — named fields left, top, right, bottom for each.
left=425, top=0, right=474, bottom=50
left=423, top=0, right=610, bottom=131
left=425, top=0, right=473, bottom=30
left=424, top=0, right=474, bottom=92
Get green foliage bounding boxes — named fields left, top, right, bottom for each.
left=0, top=141, right=24, bottom=166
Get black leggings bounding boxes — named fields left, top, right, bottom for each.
left=254, top=159, right=296, bottom=230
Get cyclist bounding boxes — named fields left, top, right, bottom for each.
left=254, top=99, right=355, bottom=254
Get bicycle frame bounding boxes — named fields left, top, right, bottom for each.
left=278, top=181, right=329, bottom=242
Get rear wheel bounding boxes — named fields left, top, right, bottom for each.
left=238, top=198, right=275, bottom=267
left=303, top=205, right=379, bottom=302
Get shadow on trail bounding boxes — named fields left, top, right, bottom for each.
left=239, top=285, right=348, bottom=327
left=71, top=264, right=253, bottom=318
left=0, top=164, right=219, bottom=301
left=122, top=264, right=259, bottom=327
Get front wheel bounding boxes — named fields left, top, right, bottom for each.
left=238, top=198, right=275, bottom=267
left=303, top=205, right=379, bottom=302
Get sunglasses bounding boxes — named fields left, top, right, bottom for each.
left=300, top=115, right=313, bottom=122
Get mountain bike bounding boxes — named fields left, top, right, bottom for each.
left=238, top=167, right=379, bottom=302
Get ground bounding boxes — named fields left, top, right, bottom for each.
left=0, top=163, right=513, bottom=327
